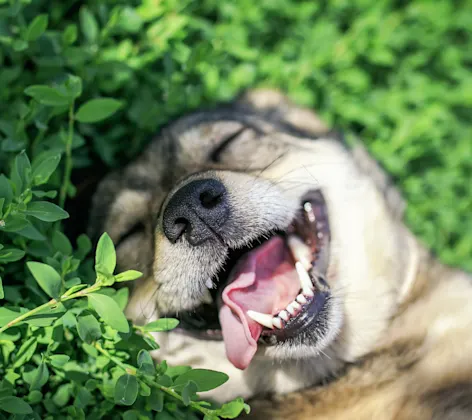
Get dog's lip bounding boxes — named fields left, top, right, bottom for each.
left=169, top=189, right=331, bottom=345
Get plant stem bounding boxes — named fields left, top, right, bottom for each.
left=59, top=101, right=75, bottom=208
left=0, top=283, right=100, bottom=334
left=94, top=342, right=136, bottom=375
left=94, top=342, right=216, bottom=417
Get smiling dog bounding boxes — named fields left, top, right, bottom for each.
left=89, top=90, right=472, bottom=419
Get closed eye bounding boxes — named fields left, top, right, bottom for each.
left=209, top=127, right=248, bottom=163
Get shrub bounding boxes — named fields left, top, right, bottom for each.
left=0, top=0, right=471, bottom=418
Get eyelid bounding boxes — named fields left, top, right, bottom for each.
left=209, top=127, right=248, bottom=163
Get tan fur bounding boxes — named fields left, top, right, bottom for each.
left=89, top=89, right=472, bottom=418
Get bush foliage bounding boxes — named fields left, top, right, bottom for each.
left=0, top=0, right=471, bottom=418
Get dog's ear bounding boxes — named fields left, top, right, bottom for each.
left=236, top=88, right=329, bottom=136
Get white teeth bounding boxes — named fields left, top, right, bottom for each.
left=286, top=303, right=296, bottom=315
left=278, top=310, right=289, bottom=321
left=205, top=278, right=214, bottom=289
left=297, top=294, right=308, bottom=304
left=295, top=261, right=314, bottom=294
left=272, top=317, right=283, bottom=329
left=287, top=235, right=312, bottom=270
left=247, top=310, right=274, bottom=329
left=291, top=301, right=301, bottom=310
left=304, top=288, right=315, bottom=297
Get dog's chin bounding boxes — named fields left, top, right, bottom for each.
left=164, top=188, right=343, bottom=365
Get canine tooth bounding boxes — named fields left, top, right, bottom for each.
left=288, top=235, right=312, bottom=270
left=278, top=310, right=289, bottom=321
left=205, top=278, right=214, bottom=289
left=295, top=261, right=314, bottom=293
left=247, top=310, right=274, bottom=329
left=304, top=288, right=315, bottom=297
left=297, top=294, right=308, bottom=304
left=272, top=317, right=283, bottom=329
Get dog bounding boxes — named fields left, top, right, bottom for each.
left=88, top=90, right=472, bottom=419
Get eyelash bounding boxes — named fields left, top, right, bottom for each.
left=209, top=127, right=247, bottom=163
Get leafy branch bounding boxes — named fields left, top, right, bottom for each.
left=0, top=233, right=249, bottom=419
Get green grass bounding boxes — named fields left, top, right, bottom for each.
left=0, top=0, right=471, bottom=418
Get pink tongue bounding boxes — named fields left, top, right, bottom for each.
left=218, top=236, right=300, bottom=370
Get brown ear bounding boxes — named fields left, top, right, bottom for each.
left=236, top=88, right=329, bottom=136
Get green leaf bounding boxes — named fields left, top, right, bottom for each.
left=139, top=381, right=151, bottom=397
left=15, top=223, right=45, bottom=240
left=155, top=375, right=172, bottom=387
left=182, top=381, right=198, bottom=406
left=218, top=398, right=251, bottom=418
left=28, top=390, right=43, bottom=404
left=32, top=152, right=61, bottom=185
left=0, top=396, right=32, bottom=414
left=115, top=270, right=143, bottom=282
left=49, top=354, right=70, bottom=368
left=0, top=307, right=20, bottom=327
left=76, top=234, right=92, bottom=259
left=148, top=389, right=164, bottom=412
left=114, top=374, right=138, bottom=406
left=53, top=383, right=72, bottom=407
left=23, top=306, right=65, bottom=327
left=173, top=369, right=229, bottom=392
left=0, top=247, right=25, bottom=263
left=27, top=262, right=62, bottom=299
left=24, top=201, right=69, bottom=222
left=30, top=362, right=49, bottom=391
left=0, top=276, right=3, bottom=299
left=1, top=215, right=30, bottom=232
left=52, top=230, right=73, bottom=255
left=11, top=150, right=31, bottom=194
left=24, top=85, right=70, bottom=107
left=79, top=6, right=99, bottom=43
left=0, top=175, right=13, bottom=206
left=141, top=318, right=179, bottom=332
left=165, top=365, right=190, bottom=379
left=26, top=14, right=48, bottom=41
left=95, top=232, right=116, bottom=275
left=13, top=337, right=37, bottom=368
left=75, top=386, right=93, bottom=409
left=12, top=40, right=28, bottom=52
left=77, top=313, right=102, bottom=343
left=65, top=74, right=83, bottom=99
left=75, top=98, right=123, bottom=123
left=88, top=293, right=129, bottom=333
left=63, top=24, right=78, bottom=45
left=137, top=350, right=155, bottom=376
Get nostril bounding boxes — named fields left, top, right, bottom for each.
left=199, top=190, right=223, bottom=209
left=162, top=178, right=229, bottom=245
left=174, top=218, right=189, bottom=237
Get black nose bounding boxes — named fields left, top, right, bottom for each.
left=162, top=179, right=229, bottom=245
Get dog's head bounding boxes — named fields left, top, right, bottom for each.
left=89, top=90, right=418, bottom=399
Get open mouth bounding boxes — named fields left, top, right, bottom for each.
left=172, top=189, right=331, bottom=370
